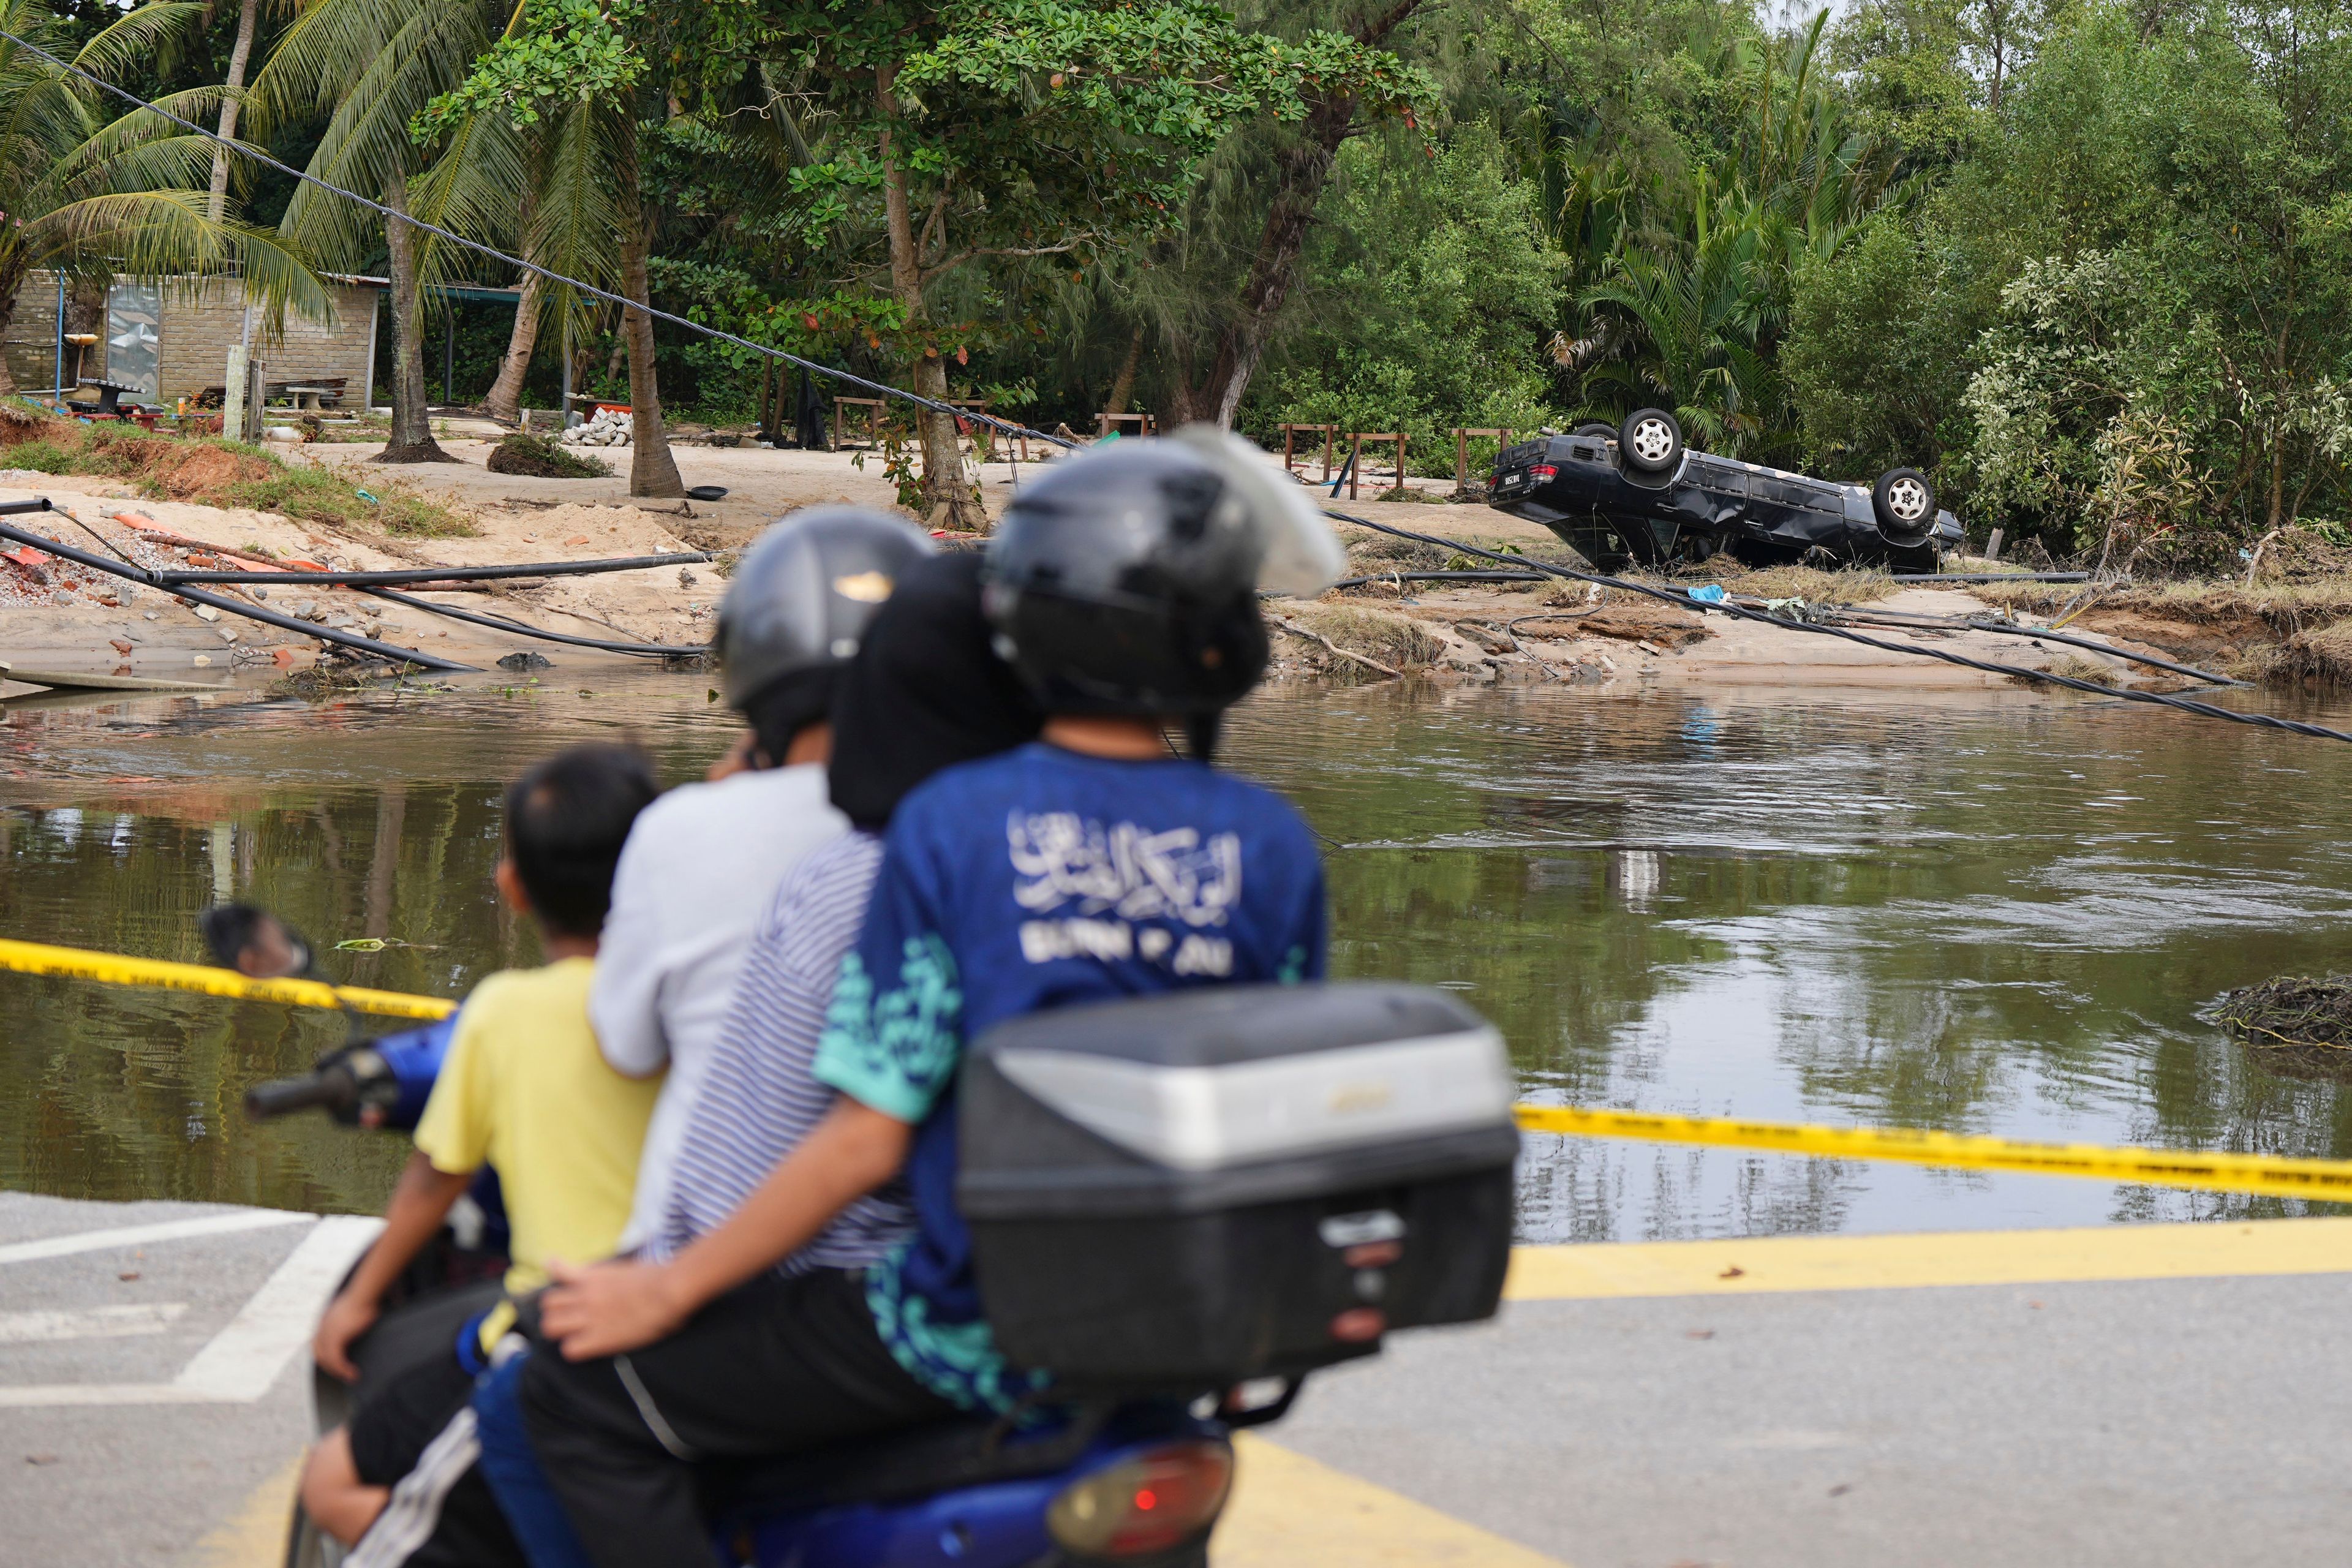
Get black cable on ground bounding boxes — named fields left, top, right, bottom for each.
left=0, top=26, right=1079, bottom=456
left=1821, top=606, right=2239, bottom=687
left=1318, top=505, right=2352, bottom=745
left=1329, top=570, right=1548, bottom=589
left=164, top=551, right=717, bottom=587
left=357, top=587, right=707, bottom=658
left=0, top=507, right=478, bottom=673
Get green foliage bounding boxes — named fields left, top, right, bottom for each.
left=1544, top=9, right=1904, bottom=456
left=1789, top=0, right=2352, bottom=556
left=0, top=0, right=331, bottom=368
left=1782, top=211, right=2002, bottom=480
left=1241, top=137, right=1565, bottom=477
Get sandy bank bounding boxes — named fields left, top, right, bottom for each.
left=0, top=432, right=2233, bottom=704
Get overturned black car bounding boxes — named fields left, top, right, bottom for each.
left=1488, top=407, right=1961, bottom=573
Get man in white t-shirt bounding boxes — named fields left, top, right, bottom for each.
left=591, top=508, right=935, bottom=1251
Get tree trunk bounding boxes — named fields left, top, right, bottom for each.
left=1194, top=0, right=1425, bottom=429
left=375, top=179, right=454, bottom=463
left=616, top=122, right=685, bottom=498
left=482, top=269, right=542, bottom=424
left=875, top=62, right=980, bottom=527
left=206, top=0, right=260, bottom=222
left=1104, top=325, right=1144, bottom=417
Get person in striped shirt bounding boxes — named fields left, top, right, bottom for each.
left=469, top=549, right=1041, bottom=1568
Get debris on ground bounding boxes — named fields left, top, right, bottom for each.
left=486, top=432, right=613, bottom=480
left=2245, top=525, right=2352, bottom=585
left=562, top=409, right=635, bottom=448
left=2212, top=974, right=2352, bottom=1081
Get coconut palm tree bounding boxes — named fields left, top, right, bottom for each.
left=409, top=95, right=624, bottom=435
left=247, top=0, right=514, bottom=461
left=0, top=0, right=328, bottom=398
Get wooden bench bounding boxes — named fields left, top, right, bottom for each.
left=1095, top=412, right=1153, bottom=439
left=1451, top=428, right=1513, bottom=487
left=834, top=396, right=888, bottom=449
left=1346, top=432, right=1409, bottom=500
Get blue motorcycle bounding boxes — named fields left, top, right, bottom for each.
left=239, top=924, right=1518, bottom=1568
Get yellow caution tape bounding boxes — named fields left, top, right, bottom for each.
left=0, top=937, right=455, bottom=1021
left=1515, top=1104, right=2352, bottom=1205
left=6, top=937, right=2347, bottom=1202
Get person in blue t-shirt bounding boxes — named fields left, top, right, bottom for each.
left=513, top=432, right=1346, bottom=1567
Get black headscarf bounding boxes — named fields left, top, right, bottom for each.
left=827, top=551, right=1045, bottom=829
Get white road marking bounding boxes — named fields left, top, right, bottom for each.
left=0, top=1213, right=382, bottom=1408
left=0, top=1303, right=188, bottom=1343
left=174, top=1215, right=380, bottom=1400
left=0, top=1208, right=310, bottom=1267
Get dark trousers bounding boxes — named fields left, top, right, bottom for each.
left=519, top=1268, right=953, bottom=1568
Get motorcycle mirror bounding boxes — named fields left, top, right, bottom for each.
left=200, top=903, right=316, bottom=980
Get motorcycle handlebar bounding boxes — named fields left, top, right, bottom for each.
left=243, top=1070, right=353, bottom=1120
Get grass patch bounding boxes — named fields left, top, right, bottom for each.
left=1276, top=602, right=1446, bottom=679
left=0, top=417, right=472, bottom=537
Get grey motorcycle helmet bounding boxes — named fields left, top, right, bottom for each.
left=715, top=507, right=937, bottom=711
left=981, top=428, right=1343, bottom=717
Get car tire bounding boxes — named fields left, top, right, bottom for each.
left=1572, top=421, right=1617, bottom=440
left=1619, top=409, right=1683, bottom=473
left=1872, top=467, right=1937, bottom=540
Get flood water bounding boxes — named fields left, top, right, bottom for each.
left=5, top=673, right=2351, bottom=1241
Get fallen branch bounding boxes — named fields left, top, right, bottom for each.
left=1272, top=616, right=1401, bottom=679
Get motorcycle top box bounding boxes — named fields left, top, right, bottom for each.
left=959, top=981, right=1520, bottom=1392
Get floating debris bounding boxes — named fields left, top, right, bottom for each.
left=2212, top=974, right=2352, bottom=1080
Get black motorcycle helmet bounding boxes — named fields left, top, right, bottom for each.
left=715, top=508, right=936, bottom=748
left=982, top=433, right=1341, bottom=718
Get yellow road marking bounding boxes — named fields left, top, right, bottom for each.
left=183, top=1452, right=300, bottom=1567
left=1505, top=1216, right=2352, bottom=1302
left=1218, top=1432, right=1570, bottom=1567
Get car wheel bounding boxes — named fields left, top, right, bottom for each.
left=1572, top=421, right=1617, bottom=440
left=1619, top=409, right=1683, bottom=473
left=1872, top=467, right=1937, bottom=539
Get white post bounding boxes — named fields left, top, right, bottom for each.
left=223, top=344, right=249, bottom=441
left=362, top=285, right=379, bottom=414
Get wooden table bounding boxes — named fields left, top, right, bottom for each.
left=1281, top=423, right=1338, bottom=480
left=1346, top=432, right=1409, bottom=500
left=1095, top=412, right=1153, bottom=439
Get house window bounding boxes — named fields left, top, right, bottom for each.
left=105, top=282, right=162, bottom=397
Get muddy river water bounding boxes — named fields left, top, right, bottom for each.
left=5, top=673, right=2351, bottom=1240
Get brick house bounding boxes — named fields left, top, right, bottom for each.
left=2, top=271, right=384, bottom=406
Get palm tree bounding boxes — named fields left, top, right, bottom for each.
left=247, top=0, right=511, bottom=461
left=1548, top=9, right=1902, bottom=456
left=0, top=0, right=328, bottom=398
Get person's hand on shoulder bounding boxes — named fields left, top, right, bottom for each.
left=539, top=1256, right=693, bottom=1360
left=313, top=1287, right=379, bottom=1382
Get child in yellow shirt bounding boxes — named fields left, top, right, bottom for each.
left=300, top=743, right=663, bottom=1567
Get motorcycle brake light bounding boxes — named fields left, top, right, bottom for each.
left=1046, top=1440, right=1234, bottom=1558
left=1526, top=464, right=1557, bottom=480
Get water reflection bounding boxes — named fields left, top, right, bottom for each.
left=5, top=674, right=2351, bottom=1240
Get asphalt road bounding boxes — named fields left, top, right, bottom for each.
left=0, top=1192, right=375, bottom=1568
left=7, top=1189, right=2351, bottom=1567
